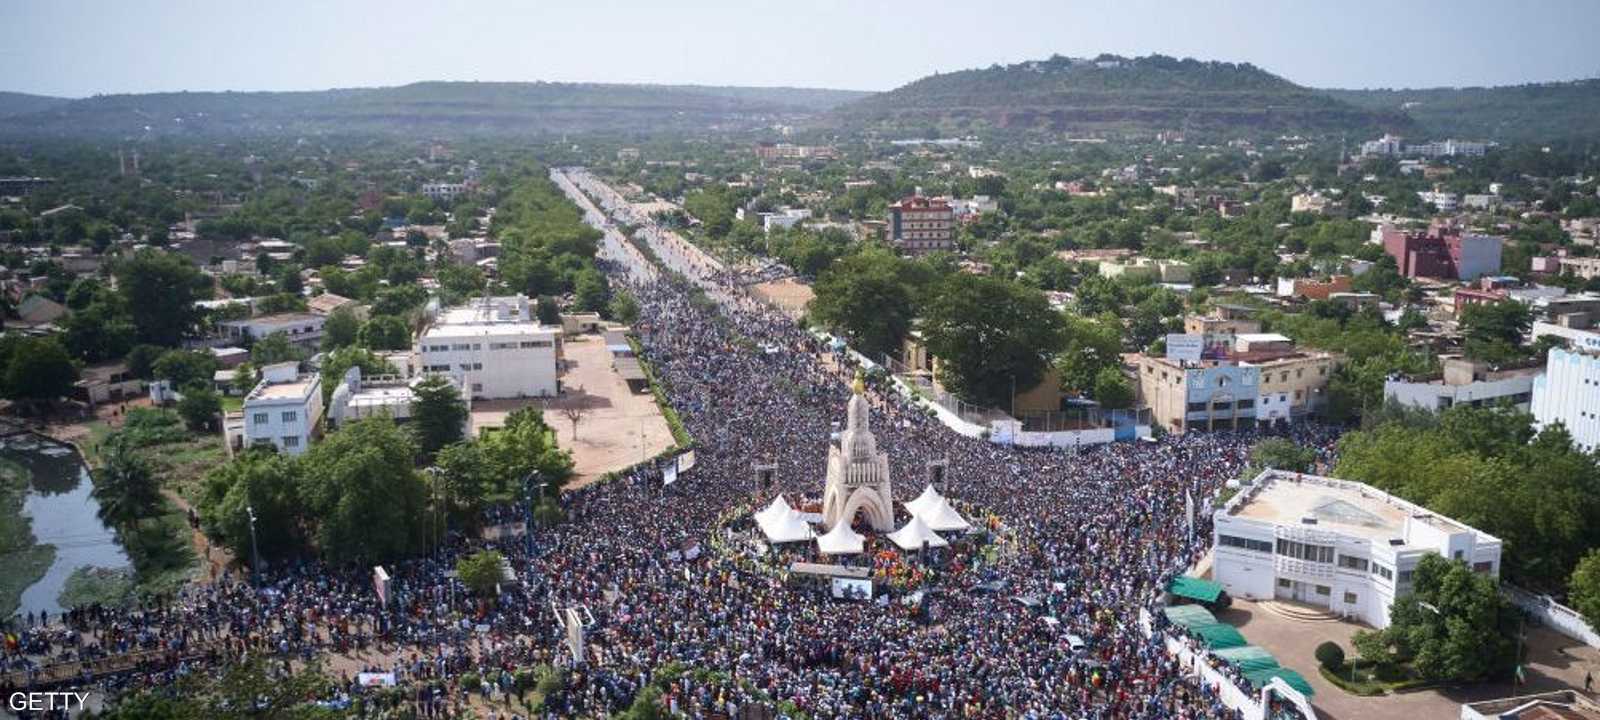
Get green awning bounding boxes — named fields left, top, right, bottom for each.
left=1244, top=667, right=1316, bottom=697
left=1162, top=604, right=1218, bottom=628
left=1212, top=645, right=1280, bottom=673
left=1168, top=576, right=1225, bottom=604
left=1190, top=622, right=1247, bottom=649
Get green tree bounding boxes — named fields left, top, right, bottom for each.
left=320, top=305, right=360, bottom=351
left=1091, top=366, right=1133, bottom=409
left=0, top=336, right=78, bottom=414
left=176, top=385, right=222, bottom=431
left=1250, top=437, right=1317, bottom=473
left=1570, top=549, right=1600, bottom=634
left=1054, top=315, right=1123, bottom=394
left=456, top=550, right=505, bottom=598
left=1459, top=301, right=1532, bottom=362
left=249, top=331, right=302, bottom=365
left=198, top=448, right=304, bottom=560
left=481, top=407, right=574, bottom=495
left=1384, top=554, right=1518, bottom=682
left=153, top=349, right=220, bottom=389
left=114, top=248, right=209, bottom=346
left=92, top=437, right=162, bottom=532
left=358, top=314, right=412, bottom=350
left=411, top=374, right=468, bottom=455
left=535, top=295, right=562, bottom=325
left=433, top=441, right=493, bottom=531
left=573, top=266, right=611, bottom=314
left=808, top=249, right=915, bottom=359
left=608, top=289, right=641, bottom=325
left=921, top=274, right=1066, bottom=408
left=297, top=418, right=429, bottom=563
left=125, top=344, right=166, bottom=380
left=318, top=347, right=396, bottom=403
left=62, top=300, right=137, bottom=363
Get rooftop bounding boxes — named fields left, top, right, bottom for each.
left=246, top=375, right=319, bottom=403
left=1228, top=470, right=1496, bottom=545
left=225, top=312, right=322, bottom=327
left=423, top=322, right=553, bottom=339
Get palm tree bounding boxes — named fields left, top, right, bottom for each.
left=92, top=438, right=161, bottom=531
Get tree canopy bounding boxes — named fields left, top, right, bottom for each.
left=920, top=274, right=1066, bottom=408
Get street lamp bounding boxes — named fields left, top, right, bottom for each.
left=245, top=504, right=261, bottom=587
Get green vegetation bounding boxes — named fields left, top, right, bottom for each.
left=1351, top=554, right=1519, bottom=683
left=836, top=54, right=1402, bottom=136
left=410, top=374, right=468, bottom=456
left=629, top=336, right=694, bottom=449
left=456, top=549, right=505, bottom=598
left=1569, top=550, right=1600, bottom=633
left=59, top=566, right=136, bottom=608
left=1329, top=80, right=1600, bottom=143
left=1335, top=405, right=1600, bottom=590
left=921, top=273, right=1066, bottom=408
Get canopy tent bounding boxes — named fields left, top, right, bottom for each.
left=755, top=495, right=796, bottom=526
left=1244, top=667, right=1316, bottom=697
left=1211, top=645, right=1281, bottom=674
left=1161, top=604, right=1218, bottom=629
left=903, top=485, right=945, bottom=518
left=755, top=496, right=815, bottom=544
left=1168, top=576, right=1225, bottom=604
left=911, top=495, right=972, bottom=533
left=816, top=521, right=866, bottom=555
left=887, top=515, right=949, bottom=551
left=1189, top=622, right=1247, bottom=650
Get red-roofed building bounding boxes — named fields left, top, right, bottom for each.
left=888, top=196, right=955, bottom=256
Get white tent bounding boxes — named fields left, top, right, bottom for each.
left=815, top=521, right=866, bottom=555
left=755, top=496, right=815, bottom=544
left=887, top=515, right=948, bottom=551
left=911, top=496, right=972, bottom=533
left=903, top=484, right=945, bottom=518
left=755, top=495, right=795, bottom=526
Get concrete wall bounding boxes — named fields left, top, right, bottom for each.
left=1504, top=585, right=1600, bottom=649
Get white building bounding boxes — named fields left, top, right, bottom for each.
left=1213, top=470, right=1502, bottom=628
left=760, top=207, right=811, bottom=233
left=1533, top=321, right=1600, bottom=355
left=1382, top=356, right=1540, bottom=413
left=1417, top=190, right=1459, bottom=213
left=417, top=295, right=559, bottom=400
left=326, top=366, right=470, bottom=428
left=1531, top=348, right=1600, bottom=453
left=218, top=312, right=326, bottom=348
left=240, top=362, right=323, bottom=456
left=421, top=182, right=470, bottom=202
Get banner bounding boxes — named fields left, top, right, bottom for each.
left=832, top=578, right=873, bottom=601
left=372, top=566, right=390, bottom=609
left=1166, top=334, right=1204, bottom=363
left=662, top=461, right=679, bottom=486
left=677, top=450, right=697, bottom=473
left=358, top=672, right=396, bottom=687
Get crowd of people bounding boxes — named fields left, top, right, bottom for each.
left=0, top=175, right=1344, bottom=719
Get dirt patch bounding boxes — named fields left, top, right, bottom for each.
left=470, top=335, right=675, bottom=489
left=750, top=277, right=815, bottom=320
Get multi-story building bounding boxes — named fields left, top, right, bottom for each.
left=1099, top=257, right=1190, bottom=283
left=218, top=312, right=326, bottom=349
left=1183, top=314, right=1262, bottom=359
left=753, top=143, right=838, bottom=161
left=239, top=361, right=323, bottom=456
left=1136, top=334, right=1338, bottom=433
left=1559, top=256, right=1600, bottom=281
left=416, top=295, right=560, bottom=400
left=1531, top=348, right=1600, bottom=453
left=1276, top=275, right=1352, bottom=300
left=1136, top=356, right=1261, bottom=433
left=1214, top=470, right=1502, bottom=628
left=1379, top=222, right=1503, bottom=281
left=1383, top=356, right=1540, bottom=412
left=887, top=196, right=955, bottom=255
left=421, top=182, right=471, bottom=202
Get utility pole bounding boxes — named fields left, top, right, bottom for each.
left=245, top=505, right=261, bottom=587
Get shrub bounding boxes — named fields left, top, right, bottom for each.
left=1315, top=640, right=1346, bottom=670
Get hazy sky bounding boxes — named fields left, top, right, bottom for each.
left=3, top=0, right=1597, bottom=97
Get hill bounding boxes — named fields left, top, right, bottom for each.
left=0, top=81, right=872, bottom=138
left=832, top=54, right=1407, bottom=137
left=1326, top=80, right=1600, bottom=143
left=0, top=92, right=72, bottom=118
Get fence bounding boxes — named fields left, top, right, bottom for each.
left=1138, top=608, right=1319, bottom=720
left=1504, top=585, right=1600, bottom=649
left=879, top=352, right=1004, bottom=427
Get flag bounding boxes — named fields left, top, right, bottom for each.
left=1515, top=664, right=1526, bottom=685
left=1184, top=489, right=1195, bottom=538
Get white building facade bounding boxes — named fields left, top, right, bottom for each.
left=1531, top=348, right=1600, bottom=453
left=417, top=295, right=559, bottom=400
left=241, top=362, right=323, bottom=456
left=1213, top=470, right=1502, bottom=629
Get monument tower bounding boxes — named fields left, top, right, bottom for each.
left=821, top=373, right=895, bottom=532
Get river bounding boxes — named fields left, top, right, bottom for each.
left=2, top=433, right=131, bottom=617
